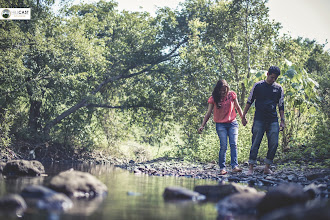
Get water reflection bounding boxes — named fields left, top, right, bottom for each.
left=0, top=163, right=219, bottom=220
left=1, top=175, right=45, bottom=196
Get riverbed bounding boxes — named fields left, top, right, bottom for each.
left=0, top=162, right=220, bottom=220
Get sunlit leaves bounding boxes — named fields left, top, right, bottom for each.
left=1, top=0, right=329, bottom=159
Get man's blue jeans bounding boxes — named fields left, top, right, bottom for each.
left=216, top=120, right=239, bottom=170
left=249, top=120, right=279, bottom=165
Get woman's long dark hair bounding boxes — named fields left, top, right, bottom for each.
left=212, top=79, right=229, bottom=109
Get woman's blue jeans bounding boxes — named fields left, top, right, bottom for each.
left=249, top=120, right=279, bottom=165
left=216, top=120, right=239, bottom=170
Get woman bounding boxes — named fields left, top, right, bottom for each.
left=198, top=80, right=246, bottom=175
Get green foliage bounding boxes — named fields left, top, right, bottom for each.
left=0, top=110, right=14, bottom=149
left=311, top=116, right=330, bottom=158
left=0, top=0, right=329, bottom=166
left=276, top=62, right=319, bottom=150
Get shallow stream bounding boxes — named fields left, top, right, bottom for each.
left=0, top=163, right=220, bottom=220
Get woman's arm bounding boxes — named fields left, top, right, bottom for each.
left=234, top=98, right=247, bottom=126
left=241, top=102, right=251, bottom=126
left=198, top=103, right=213, bottom=133
left=234, top=97, right=243, bottom=118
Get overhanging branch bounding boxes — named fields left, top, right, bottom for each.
left=92, top=37, right=188, bottom=95
left=86, top=103, right=166, bottom=112
left=43, top=38, right=188, bottom=135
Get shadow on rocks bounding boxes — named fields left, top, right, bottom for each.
left=259, top=202, right=330, bottom=220
left=257, top=183, right=312, bottom=217
left=256, top=182, right=330, bottom=220
left=216, top=192, right=265, bottom=220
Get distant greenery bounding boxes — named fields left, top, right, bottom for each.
left=0, top=0, right=329, bottom=165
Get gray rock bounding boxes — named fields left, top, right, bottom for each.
left=217, top=192, right=265, bottom=216
left=0, top=194, right=27, bottom=217
left=48, top=169, right=108, bottom=199
left=287, top=174, right=296, bottom=181
left=257, top=183, right=311, bottom=217
left=306, top=172, right=329, bottom=180
left=163, top=186, right=206, bottom=201
left=2, top=160, right=45, bottom=176
left=194, top=182, right=257, bottom=201
left=259, top=178, right=276, bottom=186
left=133, top=168, right=143, bottom=174
left=21, top=185, right=72, bottom=211
left=303, top=183, right=327, bottom=199
left=260, top=203, right=330, bottom=220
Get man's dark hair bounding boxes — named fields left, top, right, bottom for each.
left=268, top=66, right=281, bottom=76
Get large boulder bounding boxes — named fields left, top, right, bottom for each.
left=163, top=186, right=206, bottom=201
left=217, top=192, right=265, bottom=217
left=194, top=182, right=257, bottom=201
left=260, top=203, right=330, bottom=220
left=0, top=194, right=27, bottom=217
left=21, top=185, right=73, bottom=211
left=48, top=169, right=108, bottom=199
left=257, top=183, right=311, bottom=217
left=2, top=160, right=45, bottom=176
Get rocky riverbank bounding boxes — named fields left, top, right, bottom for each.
left=0, top=154, right=329, bottom=219
left=117, top=158, right=330, bottom=197
left=2, top=145, right=329, bottom=195
left=116, top=158, right=330, bottom=219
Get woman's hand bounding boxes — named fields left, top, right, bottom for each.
left=198, top=126, right=204, bottom=134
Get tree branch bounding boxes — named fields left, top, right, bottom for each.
left=92, top=37, right=188, bottom=95
left=43, top=38, right=188, bottom=135
left=86, top=103, right=166, bottom=112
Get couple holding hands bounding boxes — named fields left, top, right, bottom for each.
left=199, top=66, right=285, bottom=175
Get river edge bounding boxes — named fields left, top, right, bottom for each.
left=117, top=158, right=329, bottom=191
left=1, top=148, right=329, bottom=220
left=1, top=146, right=329, bottom=195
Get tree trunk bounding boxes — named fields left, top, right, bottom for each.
left=28, top=99, right=42, bottom=134
left=242, top=0, right=251, bottom=108
left=228, top=46, right=241, bottom=103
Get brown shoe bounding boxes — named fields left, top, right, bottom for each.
left=219, top=170, right=228, bottom=175
left=232, top=167, right=242, bottom=173
left=263, top=168, right=273, bottom=175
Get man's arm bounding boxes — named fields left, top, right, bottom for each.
left=279, top=110, right=285, bottom=131
left=242, top=82, right=257, bottom=126
left=279, top=86, right=285, bottom=131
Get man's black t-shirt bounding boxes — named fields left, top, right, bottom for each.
left=247, top=80, right=284, bottom=122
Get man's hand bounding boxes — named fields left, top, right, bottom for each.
left=198, top=127, right=204, bottom=134
left=280, top=119, right=285, bottom=131
left=242, top=116, right=248, bottom=126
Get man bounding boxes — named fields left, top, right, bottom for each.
left=242, top=66, right=285, bottom=175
